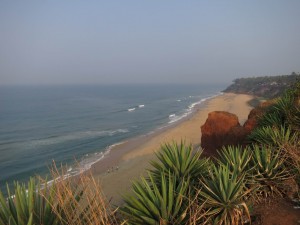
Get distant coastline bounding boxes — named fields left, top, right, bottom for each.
left=223, top=73, right=300, bottom=98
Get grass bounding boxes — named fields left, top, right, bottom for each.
left=44, top=164, right=120, bottom=225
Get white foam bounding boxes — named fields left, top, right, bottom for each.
left=168, top=92, right=223, bottom=124
left=42, top=141, right=126, bottom=189
left=138, top=104, right=145, bottom=108
left=168, top=113, right=189, bottom=124
left=28, top=129, right=129, bottom=147
left=128, top=108, right=136, bottom=112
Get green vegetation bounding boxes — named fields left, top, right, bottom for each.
left=224, top=72, right=300, bottom=98
left=121, top=172, right=190, bottom=225
left=250, top=145, right=290, bottom=198
left=0, top=167, right=119, bottom=225
left=1, top=80, right=299, bottom=224
left=149, top=142, right=210, bottom=188
left=217, top=145, right=252, bottom=176
left=199, top=165, right=250, bottom=225
left=0, top=178, right=59, bottom=225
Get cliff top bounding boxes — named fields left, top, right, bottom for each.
left=223, top=72, right=300, bottom=98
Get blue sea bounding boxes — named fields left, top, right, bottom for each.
left=0, top=84, right=225, bottom=193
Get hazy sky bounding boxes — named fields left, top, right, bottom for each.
left=1, top=1, right=300, bottom=85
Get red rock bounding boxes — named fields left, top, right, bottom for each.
left=201, top=100, right=274, bottom=155
left=244, top=100, right=274, bottom=132
left=201, top=111, right=246, bottom=155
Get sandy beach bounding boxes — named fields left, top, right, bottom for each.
left=91, top=93, right=254, bottom=204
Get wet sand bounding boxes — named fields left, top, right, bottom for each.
left=90, top=93, right=254, bottom=205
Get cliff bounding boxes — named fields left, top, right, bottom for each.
left=200, top=102, right=269, bottom=155
left=223, top=73, right=300, bottom=98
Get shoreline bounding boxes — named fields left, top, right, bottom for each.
left=89, top=93, right=217, bottom=174
left=90, top=93, right=254, bottom=205
left=75, top=92, right=221, bottom=175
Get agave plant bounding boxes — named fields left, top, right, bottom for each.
left=217, top=145, right=253, bottom=176
left=121, top=172, right=190, bottom=225
left=258, top=92, right=294, bottom=128
left=258, top=85, right=300, bottom=132
left=0, top=178, right=60, bottom=225
left=250, top=145, right=291, bottom=198
left=149, top=142, right=210, bottom=186
left=249, top=125, right=297, bottom=147
left=199, top=165, right=250, bottom=225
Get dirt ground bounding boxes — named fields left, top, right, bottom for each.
left=252, top=198, right=300, bottom=225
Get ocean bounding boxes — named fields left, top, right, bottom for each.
left=0, top=84, right=226, bottom=193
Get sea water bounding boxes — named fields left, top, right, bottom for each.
left=0, top=84, right=226, bottom=193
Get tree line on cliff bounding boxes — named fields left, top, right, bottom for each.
left=224, top=72, right=300, bottom=98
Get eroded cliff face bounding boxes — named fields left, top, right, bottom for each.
left=200, top=101, right=272, bottom=155
left=243, top=100, right=274, bottom=132
left=201, top=111, right=247, bottom=155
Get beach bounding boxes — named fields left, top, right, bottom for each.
left=91, top=93, right=254, bottom=204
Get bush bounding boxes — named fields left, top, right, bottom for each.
left=0, top=178, right=60, bottom=225
left=199, top=165, right=250, bottom=225
left=149, top=142, right=210, bottom=188
left=121, top=172, right=190, bottom=225
left=249, top=145, right=291, bottom=198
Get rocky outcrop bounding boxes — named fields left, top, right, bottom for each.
left=244, top=100, right=275, bottom=132
left=201, top=100, right=275, bottom=155
left=200, top=111, right=248, bottom=155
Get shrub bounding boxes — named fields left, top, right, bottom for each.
left=249, top=145, right=291, bottom=198
left=0, top=178, right=60, bottom=225
left=249, top=126, right=297, bottom=147
left=149, top=142, right=210, bottom=188
left=199, top=165, right=250, bottom=225
left=217, top=145, right=252, bottom=176
left=121, top=172, right=190, bottom=225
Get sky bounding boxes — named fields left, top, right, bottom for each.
left=0, top=1, right=300, bottom=85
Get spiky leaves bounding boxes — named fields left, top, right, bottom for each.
left=258, top=92, right=295, bottom=129
left=149, top=142, right=210, bottom=186
left=0, top=178, right=60, bottom=225
left=252, top=83, right=300, bottom=139
left=217, top=146, right=252, bottom=176
left=121, top=172, right=189, bottom=225
left=249, top=126, right=297, bottom=147
left=250, top=145, right=291, bottom=198
left=200, top=165, right=250, bottom=225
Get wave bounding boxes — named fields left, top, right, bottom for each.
left=168, top=113, right=189, bottom=124
left=168, top=92, right=223, bottom=124
left=43, top=141, right=126, bottom=188
left=128, top=104, right=145, bottom=111
left=187, top=92, right=223, bottom=111
left=169, top=114, right=176, bottom=118
left=27, top=129, right=129, bottom=147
